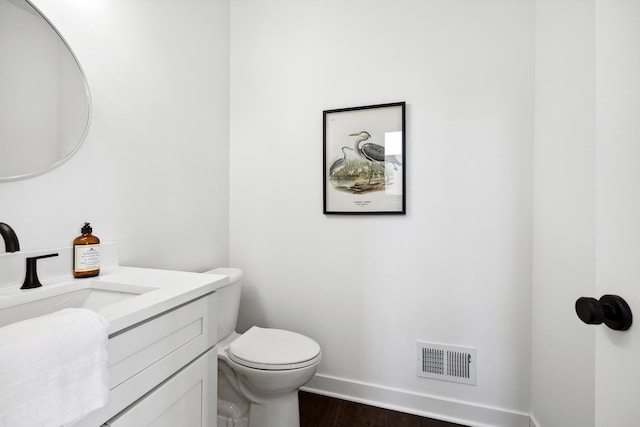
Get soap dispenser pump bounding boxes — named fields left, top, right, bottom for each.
left=73, top=222, right=100, bottom=278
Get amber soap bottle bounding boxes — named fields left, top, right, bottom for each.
left=73, top=222, right=100, bottom=278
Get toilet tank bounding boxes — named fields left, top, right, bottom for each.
left=205, top=268, right=243, bottom=341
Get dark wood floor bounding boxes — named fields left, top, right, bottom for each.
left=299, top=391, right=469, bottom=427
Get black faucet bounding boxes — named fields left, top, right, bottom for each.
left=22, top=253, right=59, bottom=289
left=0, top=223, right=20, bottom=253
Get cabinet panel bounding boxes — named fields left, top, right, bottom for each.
left=106, top=347, right=217, bottom=427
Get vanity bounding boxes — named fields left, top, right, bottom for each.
left=0, top=244, right=226, bottom=427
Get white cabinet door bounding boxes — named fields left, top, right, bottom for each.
left=594, top=2, right=640, bottom=425
left=106, top=347, right=217, bottom=427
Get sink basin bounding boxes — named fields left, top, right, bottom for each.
left=0, top=280, right=157, bottom=328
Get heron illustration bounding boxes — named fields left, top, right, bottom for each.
left=349, top=131, right=402, bottom=183
left=329, top=146, right=354, bottom=176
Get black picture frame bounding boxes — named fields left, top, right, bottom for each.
left=323, top=102, right=406, bottom=214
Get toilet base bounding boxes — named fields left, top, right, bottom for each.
left=218, top=364, right=302, bottom=427
left=217, top=414, right=248, bottom=427
left=248, top=390, right=301, bottom=427
left=217, top=397, right=248, bottom=427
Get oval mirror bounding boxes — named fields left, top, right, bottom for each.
left=0, top=0, right=91, bottom=181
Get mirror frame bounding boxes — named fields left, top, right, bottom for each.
left=0, top=0, right=92, bottom=182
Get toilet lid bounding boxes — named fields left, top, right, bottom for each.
left=229, top=326, right=321, bottom=370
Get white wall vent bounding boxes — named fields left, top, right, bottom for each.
left=416, top=342, right=476, bottom=385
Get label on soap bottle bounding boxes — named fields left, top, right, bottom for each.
left=74, top=244, right=100, bottom=272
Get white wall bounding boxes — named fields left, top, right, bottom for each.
left=230, top=1, right=535, bottom=425
left=0, top=0, right=230, bottom=271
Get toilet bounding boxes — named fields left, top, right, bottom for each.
left=206, top=268, right=321, bottom=427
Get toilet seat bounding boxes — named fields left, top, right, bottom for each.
left=229, top=326, right=321, bottom=371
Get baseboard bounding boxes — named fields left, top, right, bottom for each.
left=529, top=414, right=540, bottom=427
left=302, top=374, right=530, bottom=427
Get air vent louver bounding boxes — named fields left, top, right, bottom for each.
left=416, top=342, right=476, bottom=385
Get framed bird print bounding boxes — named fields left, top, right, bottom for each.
left=323, top=102, right=406, bottom=214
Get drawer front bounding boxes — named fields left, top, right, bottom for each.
left=105, top=347, right=217, bottom=427
left=109, top=293, right=216, bottom=387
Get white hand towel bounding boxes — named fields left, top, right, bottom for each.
left=0, top=308, right=109, bottom=427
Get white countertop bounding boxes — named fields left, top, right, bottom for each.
left=93, top=266, right=229, bottom=334
left=0, top=266, right=229, bottom=334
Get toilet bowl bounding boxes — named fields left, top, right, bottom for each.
left=206, top=268, right=321, bottom=427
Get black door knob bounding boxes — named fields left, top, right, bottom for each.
left=575, top=297, right=605, bottom=324
left=575, top=295, right=632, bottom=331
